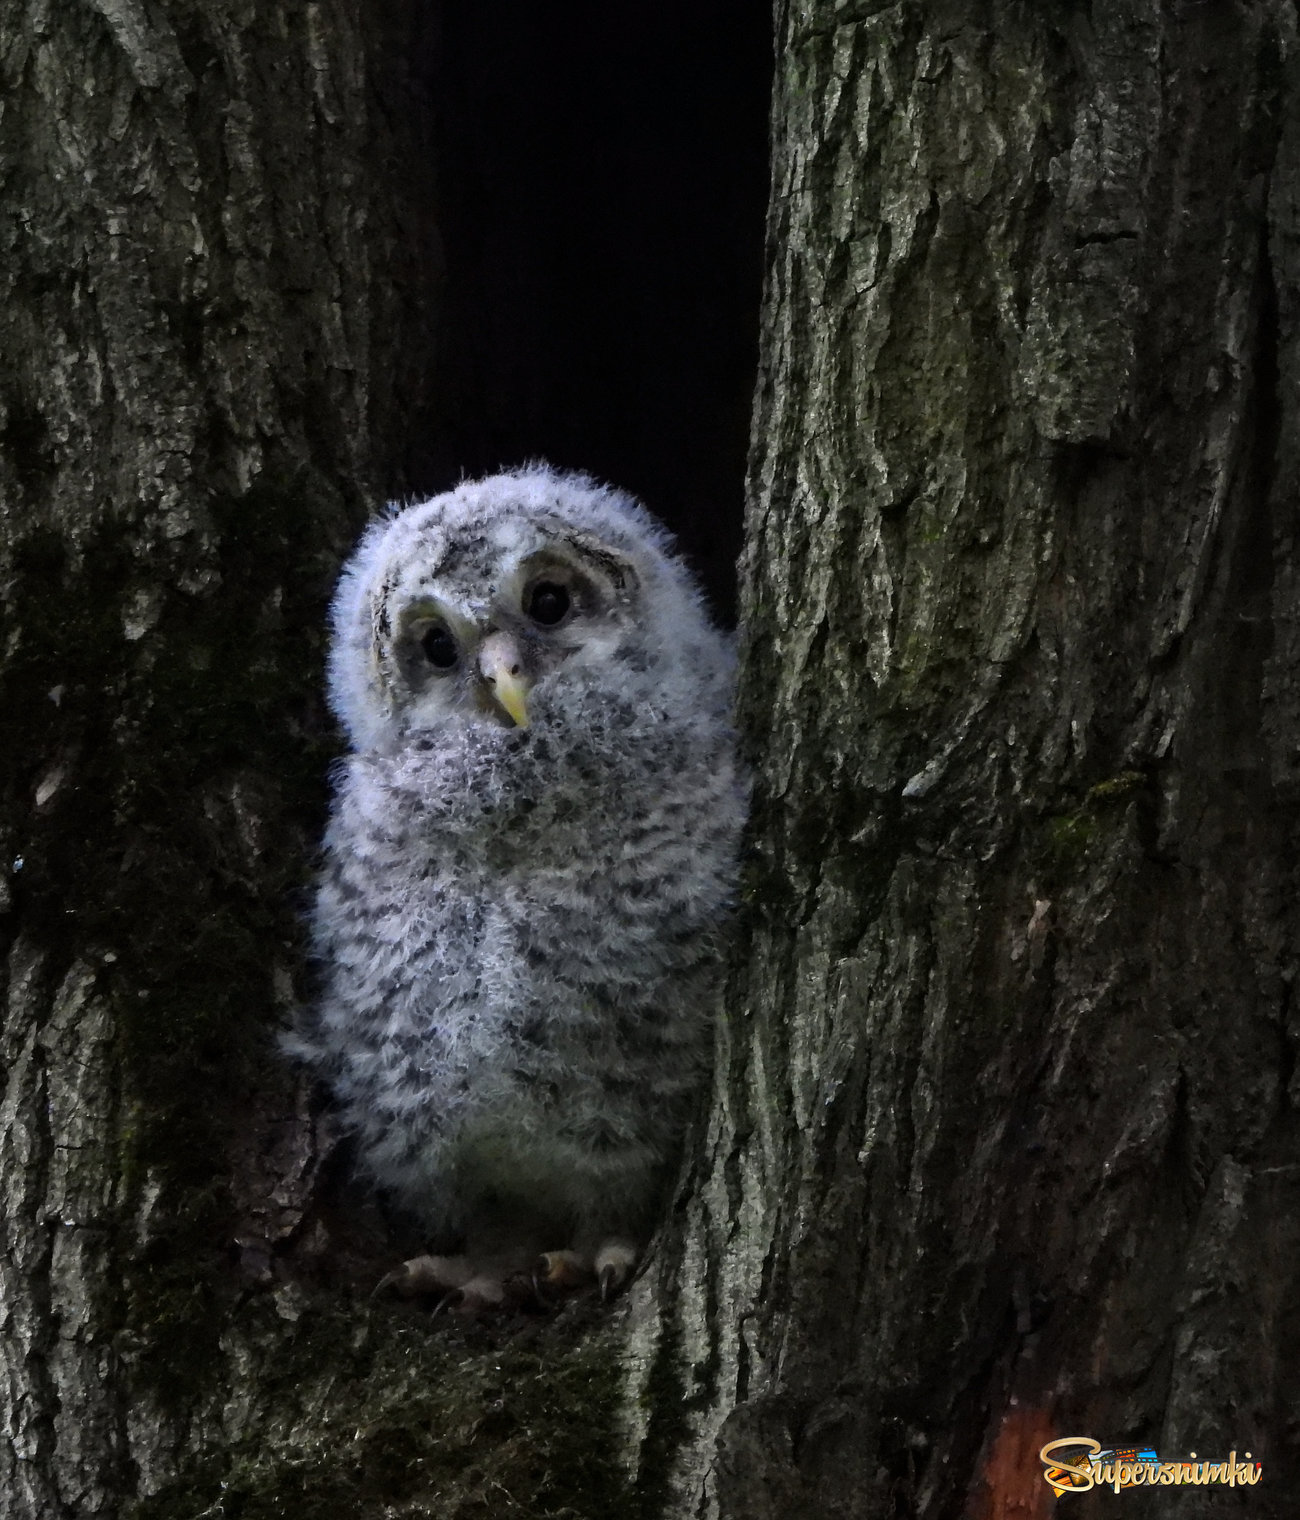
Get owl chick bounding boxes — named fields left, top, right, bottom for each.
left=288, top=464, right=744, bottom=1310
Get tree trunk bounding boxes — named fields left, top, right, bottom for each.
left=626, top=3, right=1300, bottom=1517
left=0, top=4, right=452, bottom=1514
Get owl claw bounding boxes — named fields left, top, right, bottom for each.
left=375, top=1241, right=638, bottom=1312
left=450, top=1275, right=508, bottom=1315
left=536, top=1249, right=594, bottom=1291
left=373, top=1253, right=473, bottom=1300
left=534, top=1239, right=638, bottom=1302
left=594, top=1238, right=637, bottom=1300
left=428, top=1289, right=458, bottom=1321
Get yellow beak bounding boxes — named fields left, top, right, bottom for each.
left=478, top=631, right=531, bottom=729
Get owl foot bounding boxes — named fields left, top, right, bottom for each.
left=374, top=1253, right=536, bottom=1314
left=373, top=1253, right=470, bottom=1299
left=536, top=1236, right=637, bottom=1302
left=376, top=1236, right=639, bottom=1314
left=374, top=1247, right=562, bottom=1314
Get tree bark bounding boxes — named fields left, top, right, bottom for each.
left=627, top=3, right=1300, bottom=1517
left=0, top=4, right=447, bottom=1514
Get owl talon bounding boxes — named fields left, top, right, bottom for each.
left=537, top=1249, right=594, bottom=1291
left=376, top=1252, right=558, bottom=1316
left=373, top=1270, right=403, bottom=1300
left=373, top=1253, right=473, bottom=1300
left=450, top=1276, right=508, bottom=1315
left=594, top=1238, right=638, bottom=1300
left=531, top=1240, right=639, bottom=1302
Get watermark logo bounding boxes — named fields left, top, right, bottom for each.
left=1040, top=1438, right=1262, bottom=1495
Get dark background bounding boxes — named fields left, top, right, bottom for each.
left=422, top=1, right=773, bottom=623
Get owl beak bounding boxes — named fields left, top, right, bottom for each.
left=477, top=631, right=532, bottom=729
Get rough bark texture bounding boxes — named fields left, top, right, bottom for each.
left=627, top=3, right=1300, bottom=1517
left=0, top=5, right=542, bottom=1515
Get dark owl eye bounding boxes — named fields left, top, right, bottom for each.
left=420, top=625, right=458, bottom=669
left=527, top=581, right=570, bottom=626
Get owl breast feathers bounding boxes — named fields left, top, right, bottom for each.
left=290, top=464, right=745, bottom=1250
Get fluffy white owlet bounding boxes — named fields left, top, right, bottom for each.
left=289, top=464, right=745, bottom=1307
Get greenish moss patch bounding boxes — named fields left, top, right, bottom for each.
left=125, top=1299, right=636, bottom=1520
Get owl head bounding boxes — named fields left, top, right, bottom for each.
left=328, top=464, right=731, bottom=754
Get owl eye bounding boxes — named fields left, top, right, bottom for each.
left=526, top=581, right=570, bottom=626
left=420, top=625, right=459, bottom=669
